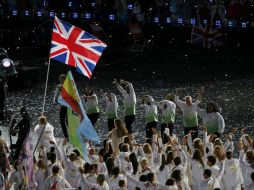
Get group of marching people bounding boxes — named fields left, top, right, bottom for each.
left=0, top=77, right=254, bottom=190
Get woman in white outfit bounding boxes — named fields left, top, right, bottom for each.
left=108, top=118, right=128, bottom=154
left=34, top=116, right=56, bottom=152
left=45, top=165, right=72, bottom=190
left=34, top=159, right=47, bottom=190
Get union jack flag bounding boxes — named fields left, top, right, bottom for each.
left=190, top=24, right=223, bottom=48
left=50, top=16, right=107, bottom=78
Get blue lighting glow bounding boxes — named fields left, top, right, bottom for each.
left=154, top=17, right=159, bottom=23
left=49, top=11, right=55, bottom=18
left=109, top=14, right=115, bottom=21
left=12, top=10, right=18, bottom=16
left=166, top=17, right=171, bottom=24
left=215, top=20, right=221, bottom=27
left=190, top=18, right=196, bottom=25
left=228, top=21, right=233, bottom=27
left=25, top=10, right=29, bottom=16
left=37, top=11, right=42, bottom=17
left=73, top=12, right=78, bottom=19
left=242, top=22, right=247, bottom=28
left=178, top=18, right=183, bottom=24
left=85, top=13, right=91, bottom=19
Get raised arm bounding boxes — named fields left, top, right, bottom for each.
left=195, top=90, right=202, bottom=105
left=113, top=79, right=127, bottom=98
left=217, top=113, right=225, bottom=134
left=125, top=173, right=146, bottom=189
left=174, top=90, right=185, bottom=110
left=197, top=106, right=206, bottom=119
left=111, top=93, right=118, bottom=107
left=53, top=85, right=61, bottom=103
left=102, top=92, right=108, bottom=101
left=187, top=132, right=195, bottom=153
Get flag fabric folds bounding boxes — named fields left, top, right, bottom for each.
left=18, top=131, right=36, bottom=189
left=58, top=71, right=100, bottom=162
left=50, top=16, right=107, bottom=78
left=190, top=24, right=223, bottom=48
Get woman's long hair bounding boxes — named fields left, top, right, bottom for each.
left=171, top=169, right=181, bottom=183
left=214, top=145, right=226, bottom=161
left=143, top=143, right=152, bottom=154
left=193, top=138, right=205, bottom=157
left=166, top=151, right=174, bottom=165
left=106, top=157, right=115, bottom=176
left=159, top=154, right=167, bottom=171
left=114, top=118, right=128, bottom=138
left=206, top=102, right=219, bottom=113
left=192, top=149, right=205, bottom=168
left=245, top=150, right=254, bottom=168
left=129, top=152, right=139, bottom=174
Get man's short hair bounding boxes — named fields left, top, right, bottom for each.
left=118, top=180, right=125, bottom=187
left=203, top=169, right=212, bottom=178
left=207, top=155, right=216, bottom=166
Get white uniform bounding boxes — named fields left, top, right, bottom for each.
left=240, top=150, right=254, bottom=189
left=197, top=108, right=225, bottom=134
left=142, top=96, right=158, bottom=124
left=103, top=93, right=118, bottom=119
left=45, top=175, right=72, bottom=190
left=109, top=174, right=126, bottom=190
left=154, top=100, right=176, bottom=124
left=175, top=96, right=200, bottom=128
left=222, top=159, right=243, bottom=190
left=117, top=82, right=136, bottom=116
left=0, top=172, right=4, bottom=190
left=156, top=165, right=170, bottom=185
left=8, top=170, right=25, bottom=190
left=245, top=182, right=254, bottom=190
left=34, top=168, right=46, bottom=190
left=80, top=175, right=109, bottom=190
left=199, top=177, right=220, bottom=190
left=84, top=94, right=99, bottom=114
left=126, top=173, right=168, bottom=190
left=34, top=123, right=56, bottom=151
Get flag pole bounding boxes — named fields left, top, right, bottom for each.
left=42, top=58, right=51, bottom=116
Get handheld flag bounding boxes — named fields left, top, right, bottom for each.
left=50, top=16, right=107, bottom=78
left=190, top=24, right=223, bottom=48
left=57, top=71, right=100, bottom=162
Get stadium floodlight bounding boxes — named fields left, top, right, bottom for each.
left=0, top=58, right=18, bottom=77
